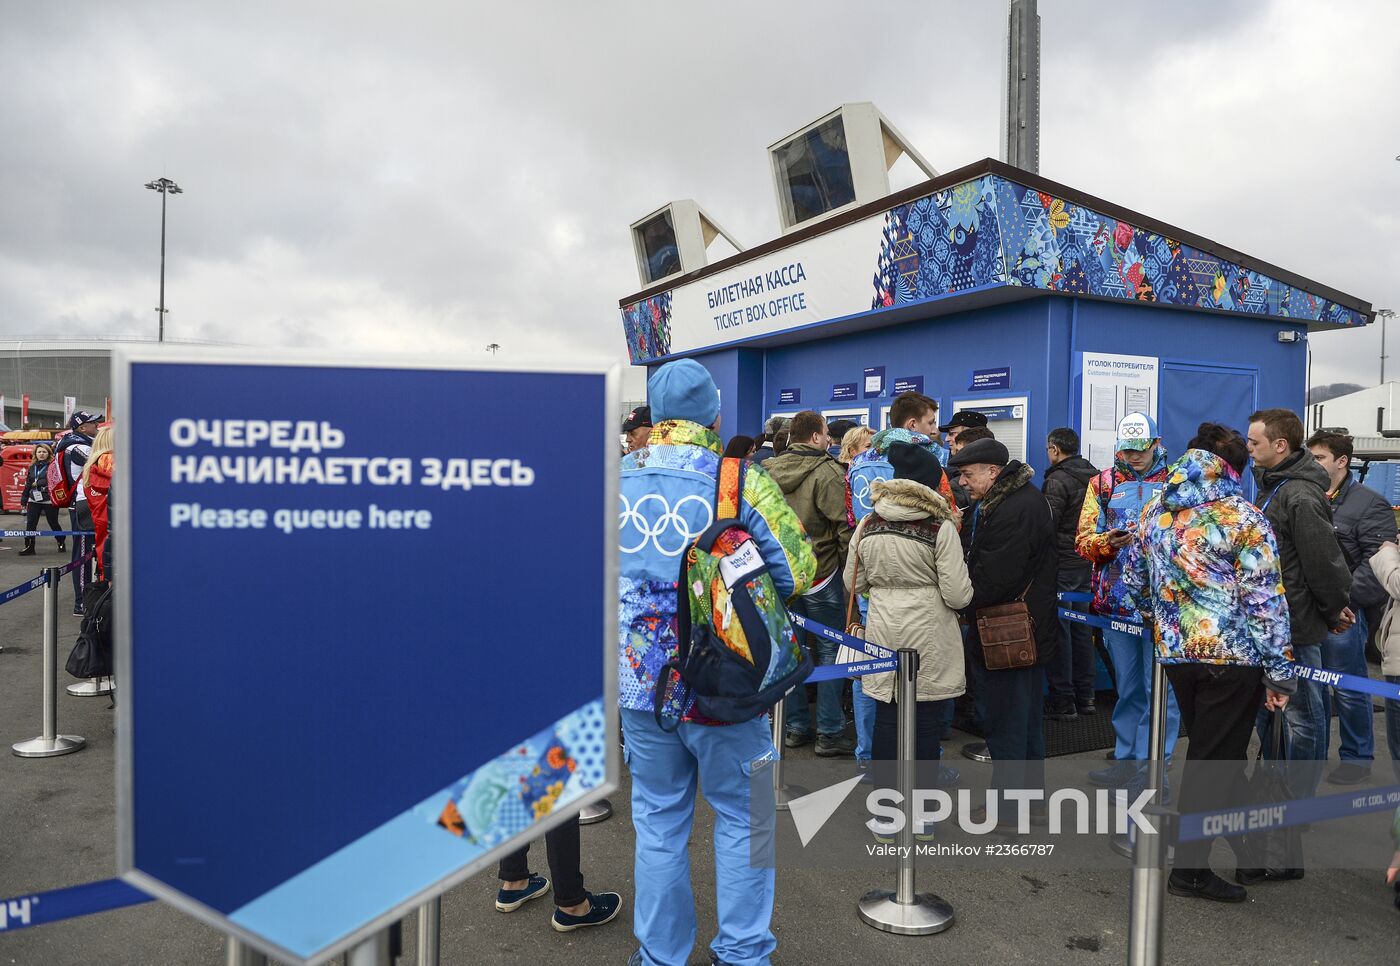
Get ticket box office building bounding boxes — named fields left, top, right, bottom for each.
left=619, top=156, right=1373, bottom=482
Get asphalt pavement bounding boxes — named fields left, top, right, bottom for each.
left=0, top=543, right=1396, bottom=965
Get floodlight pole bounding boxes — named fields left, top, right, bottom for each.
left=145, top=177, right=183, bottom=343
left=1378, top=309, right=1395, bottom=385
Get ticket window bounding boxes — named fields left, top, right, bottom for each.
left=821, top=407, right=871, bottom=429
left=950, top=396, right=1029, bottom=463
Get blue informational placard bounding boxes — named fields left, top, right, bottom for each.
left=778, top=388, right=801, bottom=405
left=892, top=376, right=923, bottom=396
left=969, top=367, right=1011, bottom=391
left=114, top=351, right=618, bottom=965
left=831, top=382, right=859, bottom=402
left=862, top=366, right=885, bottom=399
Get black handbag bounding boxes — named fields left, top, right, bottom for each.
left=1240, top=710, right=1304, bottom=871
left=66, top=581, right=114, bottom=679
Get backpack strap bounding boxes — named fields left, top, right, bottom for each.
left=657, top=458, right=748, bottom=733
left=715, top=456, right=746, bottom=522
left=1095, top=467, right=1117, bottom=515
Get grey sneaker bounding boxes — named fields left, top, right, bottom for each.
left=814, top=734, right=856, bottom=757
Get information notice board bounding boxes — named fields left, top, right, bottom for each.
left=114, top=350, right=618, bottom=964
left=1079, top=352, right=1159, bottom=470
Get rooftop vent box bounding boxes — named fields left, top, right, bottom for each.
left=629, top=201, right=743, bottom=288
left=767, top=102, right=937, bottom=233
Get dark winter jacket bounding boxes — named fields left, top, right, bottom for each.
left=1327, top=476, right=1397, bottom=610
left=22, top=459, right=52, bottom=506
left=1253, top=449, right=1352, bottom=646
left=1042, top=455, right=1097, bottom=573
left=962, top=462, right=1059, bottom=668
left=766, top=443, right=854, bottom=581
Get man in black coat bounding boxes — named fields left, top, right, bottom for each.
left=1043, top=427, right=1099, bottom=719
left=951, top=437, right=1058, bottom=817
left=1307, top=431, right=1397, bottom=784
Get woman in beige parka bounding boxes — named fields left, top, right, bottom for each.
left=844, top=442, right=973, bottom=781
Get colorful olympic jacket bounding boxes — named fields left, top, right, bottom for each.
left=1075, top=445, right=1169, bottom=617
left=846, top=428, right=957, bottom=528
left=1119, top=449, right=1295, bottom=690
left=619, top=420, right=816, bottom=721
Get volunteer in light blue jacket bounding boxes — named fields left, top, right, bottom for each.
left=619, top=359, right=815, bottom=966
left=1075, top=412, right=1180, bottom=787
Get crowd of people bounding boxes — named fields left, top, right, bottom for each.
left=6, top=410, right=114, bottom=610
left=596, top=360, right=1400, bottom=964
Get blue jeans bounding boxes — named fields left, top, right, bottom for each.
left=1387, top=675, right=1400, bottom=784
left=1320, top=612, right=1374, bottom=763
left=622, top=709, right=776, bottom=966
left=1104, top=629, right=1180, bottom=761
left=852, top=679, right=877, bottom=761
left=1256, top=642, right=1327, bottom=800
left=785, top=573, right=847, bottom=738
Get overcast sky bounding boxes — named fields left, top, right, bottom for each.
left=2, top=0, right=1396, bottom=398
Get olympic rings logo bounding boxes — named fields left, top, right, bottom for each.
left=619, top=493, right=714, bottom=556
left=852, top=477, right=875, bottom=511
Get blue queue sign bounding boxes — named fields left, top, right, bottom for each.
left=114, top=350, right=619, bottom=965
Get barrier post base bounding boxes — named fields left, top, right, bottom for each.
left=774, top=778, right=811, bottom=813
left=579, top=799, right=613, bottom=825
left=858, top=889, right=954, bottom=936
left=66, top=677, right=113, bottom=697
left=12, top=735, right=86, bottom=758
left=960, top=741, right=991, bottom=763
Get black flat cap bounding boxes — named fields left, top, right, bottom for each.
left=938, top=410, right=989, bottom=433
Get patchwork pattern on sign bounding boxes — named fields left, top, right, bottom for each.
left=989, top=179, right=1365, bottom=327
left=622, top=293, right=672, bottom=363
left=871, top=176, right=1006, bottom=307
left=621, top=170, right=1365, bottom=365
left=431, top=699, right=606, bottom=848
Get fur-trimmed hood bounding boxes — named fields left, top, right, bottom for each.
left=979, top=462, right=1035, bottom=518
left=870, top=477, right=957, bottom=524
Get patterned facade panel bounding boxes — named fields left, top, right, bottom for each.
left=618, top=171, right=1366, bottom=364
left=622, top=293, right=672, bottom=365
left=990, top=176, right=1368, bottom=327
left=871, top=176, right=1006, bottom=308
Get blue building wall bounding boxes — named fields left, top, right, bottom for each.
left=670, top=295, right=1307, bottom=479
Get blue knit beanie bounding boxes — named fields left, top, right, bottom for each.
left=648, top=359, right=720, bottom=427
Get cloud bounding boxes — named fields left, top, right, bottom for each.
left=0, top=0, right=1393, bottom=397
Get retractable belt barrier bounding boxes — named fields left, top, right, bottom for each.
left=1177, top=783, right=1400, bottom=843
left=56, top=549, right=95, bottom=579
left=0, top=573, right=48, bottom=608
left=0, top=879, right=151, bottom=932
left=1, top=530, right=96, bottom=538
left=1054, top=596, right=1400, bottom=702
left=786, top=612, right=898, bottom=681
left=0, top=550, right=94, bottom=610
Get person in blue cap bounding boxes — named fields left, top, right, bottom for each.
left=619, top=358, right=814, bottom=966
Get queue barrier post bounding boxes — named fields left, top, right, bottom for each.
left=858, top=647, right=954, bottom=936
left=770, top=694, right=808, bottom=812
left=579, top=798, right=613, bottom=825
left=224, top=937, right=268, bottom=966
left=346, top=926, right=392, bottom=966
left=1126, top=658, right=1169, bottom=966
left=416, top=896, right=441, bottom=966
left=12, top=567, right=85, bottom=758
